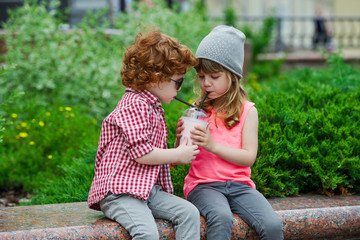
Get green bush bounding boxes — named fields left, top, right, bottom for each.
left=2, top=0, right=124, bottom=119
left=223, top=2, right=237, bottom=27
left=114, top=0, right=212, bottom=50
left=251, top=54, right=360, bottom=197
left=0, top=67, right=6, bottom=143
left=242, top=17, right=277, bottom=64
left=0, top=95, right=99, bottom=191
left=241, top=17, right=281, bottom=80
left=0, top=0, right=125, bottom=192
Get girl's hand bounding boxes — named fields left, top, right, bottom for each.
left=174, top=118, right=185, bottom=148
left=175, top=138, right=200, bottom=164
left=191, top=125, right=215, bottom=152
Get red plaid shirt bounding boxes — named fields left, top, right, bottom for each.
left=88, top=87, right=173, bottom=210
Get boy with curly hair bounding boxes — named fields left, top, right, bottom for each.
left=88, top=29, right=200, bottom=239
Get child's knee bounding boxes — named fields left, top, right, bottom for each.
left=260, top=215, right=283, bottom=239
left=209, top=208, right=233, bottom=225
left=205, top=209, right=233, bottom=236
left=133, top=227, right=159, bottom=240
left=181, top=201, right=201, bottom=221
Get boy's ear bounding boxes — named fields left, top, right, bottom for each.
left=148, top=73, right=163, bottom=87
left=147, top=82, right=156, bottom=88
left=146, top=72, right=163, bottom=89
left=154, top=72, right=162, bottom=80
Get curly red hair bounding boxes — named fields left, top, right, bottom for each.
left=121, top=29, right=197, bottom=91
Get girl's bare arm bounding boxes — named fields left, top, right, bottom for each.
left=192, top=107, right=258, bottom=167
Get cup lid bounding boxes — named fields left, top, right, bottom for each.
left=182, top=107, right=207, bottom=119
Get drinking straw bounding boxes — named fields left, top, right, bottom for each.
left=175, top=97, right=195, bottom=108
left=195, top=92, right=209, bottom=119
left=198, top=92, right=209, bottom=110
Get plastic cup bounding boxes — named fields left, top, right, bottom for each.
left=179, top=108, right=208, bottom=146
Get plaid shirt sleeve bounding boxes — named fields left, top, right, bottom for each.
left=117, top=100, right=154, bottom=159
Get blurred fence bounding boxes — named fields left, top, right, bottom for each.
left=231, top=15, right=360, bottom=53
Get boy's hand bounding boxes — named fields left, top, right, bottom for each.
left=175, top=137, right=199, bottom=165
left=174, top=118, right=185, bottom=148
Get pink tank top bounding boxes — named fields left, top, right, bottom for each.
left=183, top=101, right=256, bottom=199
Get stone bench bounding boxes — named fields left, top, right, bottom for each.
left=0, top=194, right=359, bottom=239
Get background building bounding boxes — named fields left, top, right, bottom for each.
left=203, top=0, right=360, bottom=52
left=1, top=0, right=359, bottom=52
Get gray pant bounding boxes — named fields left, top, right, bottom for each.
left=100, top=185, right=200, bottom=240
left=187, top=181, right=283, bottom=240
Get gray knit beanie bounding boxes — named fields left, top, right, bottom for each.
left=195, top=25, right=246, bottom=78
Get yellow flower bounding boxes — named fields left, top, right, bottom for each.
left=11, top=113, right=18, bottom=118
left=48, top=155, right=53, bottom=159
left=32, top=119, right=36, bottom=123
left=65, top=107, right=72, bottom=111
left=70, top=113, right=75, bottom=118
left=21, top=122, right=27, bottom=128
left=29, top=141, right=35, bottom=145
left=59, top=107, right=64, bottom=111
left=39, top=121, right=45, bottom=127
left=19, top=132, right=28, bottom=138
left=45, top=112, right=51, bottom=117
